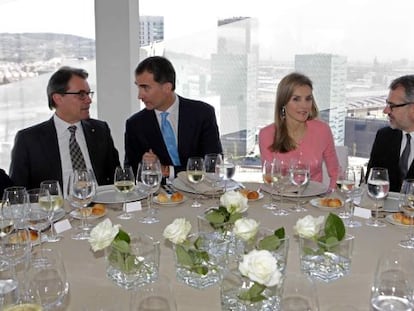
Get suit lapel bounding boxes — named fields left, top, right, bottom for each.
left=82, top=120, right=98, bottom=172
left=40, top=119, right=62, bottom=181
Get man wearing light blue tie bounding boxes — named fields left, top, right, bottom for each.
left=124, top=56, right=223, bottom=178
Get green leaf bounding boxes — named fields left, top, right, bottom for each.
left=274, top=227, right=285, bottom=239
left=175, top=244, right=194, bottom=267
left=238, top=282, right=266, bottom=302
left=114, top=229, right=130, bottom=244
left=205, top=210, right=226, bottom=224
left=257, top=235, right=281, bottom=251
left=228, top=212, right=243, bottom=224
left=191, top=266, right=208, bottom=275
left=111, top=239, right=130, bottom=254
left=324, top=213, right=345, bottom=241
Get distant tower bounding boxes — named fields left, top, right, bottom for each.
left=295, top=54, right=347, bottom=145
left=210, top=17, right=259, bottom=157
left=139, top=16, right=164, bottom=46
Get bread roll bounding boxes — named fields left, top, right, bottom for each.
left=247, top=191, right=259, bottom=200
left=157, top=193, right=169, bottom=203
left=171, top=192, right=184, bottom=202
left=92, top=203, right=106, bottom=216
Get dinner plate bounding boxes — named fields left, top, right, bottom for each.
left=153, top=195, right=188, bottom=205
left=69, top=208, right=107, bottom=220
left=385, top=214, right=413, bottom=227
left=261, top=181, right=328, bottom=198
left=310, top=198, right=344, bottom=211
left=93, top=185, right=148, bottom=204
left=172, top=178, right=239, bottom=194
left=359, top=191, right=400, bottom=212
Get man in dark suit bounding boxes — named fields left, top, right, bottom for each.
left=9, top=66, right=120, bottom=191
left=367, top=75, right=414, bottom=192
left=125, top=56, right=222, bottom=177
left=0, top=168, right=13, bottom=196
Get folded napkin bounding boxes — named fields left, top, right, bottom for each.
left=175, top=172, right=222, bottom=194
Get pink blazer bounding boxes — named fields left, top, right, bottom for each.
left=259, top=119, right=339, bottom=189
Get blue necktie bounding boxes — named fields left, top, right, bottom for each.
left=160, top=112, right=181, bottom=166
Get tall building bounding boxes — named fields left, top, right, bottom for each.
left=295, top=54, right=347, bottom=145
left=210, top=17, right=259, bottom=157
left=139, top=16, right=164, bottom=46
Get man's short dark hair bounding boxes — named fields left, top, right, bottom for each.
left=47, top=66, right=88, bottom=110
left=389, top=75, right=414, bottom=102
left=135, top=56, right=176, bottom=91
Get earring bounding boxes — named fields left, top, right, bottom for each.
left=281, top=106, right=286, bottom=119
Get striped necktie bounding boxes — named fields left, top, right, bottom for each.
left=160, top=112, right=181, bottom=166
left=68, top=125, right=87, bottom=171
left=400, top=133, right=411, bottom=178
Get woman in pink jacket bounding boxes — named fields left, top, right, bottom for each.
left=259, top=72, right=339, bottom=190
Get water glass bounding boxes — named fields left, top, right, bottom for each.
left=298, top=234, right=354, bottom=282
left=129, top=275, right=176, bottom=311
left=186, top=157, right=205, bottom=208
left=281, top=273, right=319, bottom=311
left=370, top=249, right=414, bottom=310
left=138, top=159, right=162, bottom=224
left=289, top=160, right=310, bottom=212
left=1, top=186, right=28, bottom=230
left=398, top=179, right=414, bottom=249
left=337, top=166, right=355, bottom=219
left=39, top=180, right=64, bottom=242
left=0, top=261, right=19, bottom=309
left=366, top=167, right=389, bottom=227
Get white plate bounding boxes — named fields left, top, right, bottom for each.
left=172, top=178, right=239, bottom=194
left=69, top=208, right=107, bottom=220
left=385, top=214, right=413, bottom=227
left=310, top=198, right=344, bottom=210
left=93, top=185, right=148, bottom=204
left=261, top=181, right=328, bottom=198
left=153, top=194, right=188, bottom=205
left=248, top=192, right=264, bottom=202
left=359, top=191, right=400, bottom=212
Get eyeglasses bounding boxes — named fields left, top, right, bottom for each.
left=60, top=90, right=94, bottom=100
left=385, top=100, right=414, bottom=111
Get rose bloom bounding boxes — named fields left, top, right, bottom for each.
left=163, top=218, right=192, bottom=244
left=88, top=218, right=120, bottom=252
left=220, top=190, right=248, bottom=214
left=239, top=249, right=282, bottom=287
left=233, top=218, right=259, bottom=241
left=293, top=215, right=325, bottom=239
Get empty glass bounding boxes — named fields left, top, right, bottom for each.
left=281, top=273, right=319, bottom=311
left=39, top=180, right=64, bottom=242
left=289, top=160, right=310, bottom=212
left=138, top=159, right=162, bottom=224
left=1, top=186, right=28, bottom=230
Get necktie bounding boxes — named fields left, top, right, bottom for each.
left=68, top=126, right=87, bottom=171
left=400, top=133, right=411, bottom=178
left=160, top=112, right=181, bottom=166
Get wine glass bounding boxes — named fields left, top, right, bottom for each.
left=1, top=187, right=28, bottom=230
left=398, top=179, right=414, bottom=249
left=366, top=167, right=389, bottom=227
left=337, top=167, right=356, bottom=219
left=219, top=154, right=236, bottom=192
left=27, top=248, right=68, bottom=310
left=114, top=165, right=135, bottom=220
left=204, top=153, right=222, bottom=203
left=281, top=273, right=320, bottom=311
left=186, top=157, right=205, bottom=208
left=272, top=158, right=290, bottom=216
left=68, top=169, right=97, bottom=240
left=262, top=159, right=274, bottom=209
left=289, top=160, right=310, bottom=212
left=27, top=188, right=50, bottom=246
left=370, top=249, right=414, bottom=310
left=138, top=159, right=162, bottom=224
left=39, top=181, right=64, bottom=242
left=0, top=260, right=19, bottom=309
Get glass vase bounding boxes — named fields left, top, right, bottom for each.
left=221, top=270, right=282, bottom=311
left=173, top=232, right=229, bottom=289
left=106, top=232, right=160, bottom=290
left=298, top=234, right=354, bottom=282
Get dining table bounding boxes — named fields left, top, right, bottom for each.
left=42, top=181, right=410, bottom=311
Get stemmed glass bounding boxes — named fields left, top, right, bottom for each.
left=337, top=167, right=356, bottom=219
left=186, top=157, right=205, bottom=208
left=204, top=153, right=222, bottom=203
left=366, top=167, right=389, bottom=227
left=27, top=188, right=50, bottom=246
left=370, top=249, right=414, bottom=310
left=398, top=179, right=414, bottom=248
left=68, top=169, right=97, bottom=240
left=219, top=154, right=235, bottom=192
left=114, top=165, right=136, bottom=220
left=272, top=159, right=290, bottom=216
left=1, top=186, right=28, bottom=230
left=261, top=159, right=274, bottom=210
left=289, top=160, right=310, bottom=212
left=39, top=180, right=64, bottom=242
left=138, top=159, right=162, bottom=224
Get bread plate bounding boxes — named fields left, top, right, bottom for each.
left=153, top=194, right=188, bottom=205
left=310, top=197, right=344, bottom=211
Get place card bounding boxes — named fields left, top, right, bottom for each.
left=354, top=206, right=372, bottom=219
left=54, top=219, right=72, bottom=234
left=126, top=201, right=141, bottom=212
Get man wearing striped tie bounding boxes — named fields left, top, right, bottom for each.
left=367, top=75, right=414, bottom=192
left=125, top=56, right=223, bottom=179
left=9, top=66, right=120, bottom=191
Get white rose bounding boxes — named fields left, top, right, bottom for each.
left=220, top=190, right=248, bottom=214
left=233, top=218, right=259, bottom=241
left=293, top=215, right=325, bottom=239
left=163, top=218, right=192, bottom=244
left=88, top=218, right=120, bottom=252
left=239, top=249, right=282, bottom=287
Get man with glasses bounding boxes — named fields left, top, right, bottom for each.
left=367, top=75, right=414, bottom=191
left=9, top=66, right=120, bottom=191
